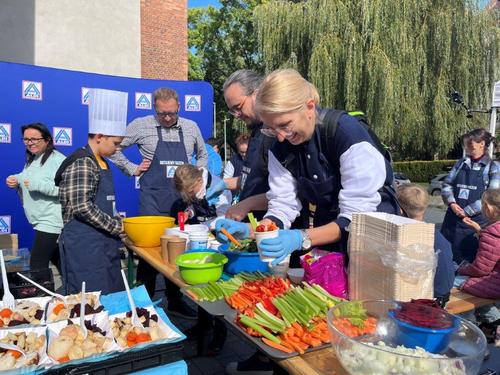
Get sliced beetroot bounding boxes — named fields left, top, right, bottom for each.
left=392, top=300, right=453, bottom=329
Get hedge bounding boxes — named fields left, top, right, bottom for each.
left=393, top=160, right=457, bottom=183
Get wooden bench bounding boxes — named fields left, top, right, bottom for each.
left=446, top=288, right=497, bottom=314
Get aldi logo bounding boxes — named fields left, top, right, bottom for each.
left=0, top=216, right=11, bottom=234
left=166, top=166, right=178, bottom=178
left=135, top=93, right=152, bottom=110
left=185, top=95, right=201, bottom=112
left=0, top=123, right=11, bottom=143
left=22, top=80, right=42, bottom=100
left=82, top=87, right=90, bottom=105
left=53, top=127, right=72, bottom=146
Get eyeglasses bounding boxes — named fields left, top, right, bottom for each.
left=22, top=137, right=44, bottom=144
left=156, top=111, right=178, bottom=119
left=260, top=124, right=294, bottom=138
left=228, top=96, right=248, bottom=116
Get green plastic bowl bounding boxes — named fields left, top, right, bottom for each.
left=176, top=252, right=228, bottom=285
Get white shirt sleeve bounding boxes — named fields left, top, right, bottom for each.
left=223, top=161, right=235, bottom=179
left=337, top=141, right=386, bottom=222
left=264, top=151, right=302, bottom=229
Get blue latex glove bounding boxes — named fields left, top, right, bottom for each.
left=260, top=229, right=303, bottom=265
left=206, top=180, right=227, bottom=204
left=215, top=219, right=250, bottom=244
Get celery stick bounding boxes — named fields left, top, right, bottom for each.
left=239, top=315, right=281, bottom=344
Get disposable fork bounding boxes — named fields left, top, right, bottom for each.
left=79, top=281, right=88, bottom=339
left=16, top=272, right=66, bottom=301
left=0, top=251, right=15, bottom=309
left=120, top=269, right=145, bottom=329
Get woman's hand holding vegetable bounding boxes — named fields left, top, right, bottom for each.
left=259, top=229, right=302, bottom=265
left=215, top=219, right=250, bottom=244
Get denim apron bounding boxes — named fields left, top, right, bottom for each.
left=441, top=160, right=488, bottom=263
left=139, top=126, right=188, bottom=216
left=59, top=154, right=122, bottom=295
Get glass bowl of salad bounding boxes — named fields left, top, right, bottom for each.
left=327, top=300, right=487, bottom=375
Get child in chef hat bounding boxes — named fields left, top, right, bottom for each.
left=55, top=88, right=129, bottom=295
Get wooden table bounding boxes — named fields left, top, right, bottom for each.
left=446, top=288, right=496, bottom=315
left=124, top=240, right=497, bottom=375
left=123, top=240, right=346, bottom=374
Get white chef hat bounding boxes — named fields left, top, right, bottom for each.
left=88, top=88, right=128, bottom=136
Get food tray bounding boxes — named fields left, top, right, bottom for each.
left=46, top=291, right=103, bottom=323
left=46, top=311, right=118, bottom=366
left=109, top=305, right=183, bottom=351
left=0, top=325, right=48, bottom=374
left=41, top=342, right=184, bottom=375
left=224, top=311, right=329, bottom=360
left=180, top=286, right=233, bottom=316
left=0, top=296, right=52, bottom=328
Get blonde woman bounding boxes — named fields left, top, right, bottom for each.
left=215, top=69, right=399, bottom=264
left=174, top=164, right=231, bottom=227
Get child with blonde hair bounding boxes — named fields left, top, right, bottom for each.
left=174, top=164, right=231, bottom=227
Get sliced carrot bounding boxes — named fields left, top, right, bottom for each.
left=127, top=340, right=136, bottom=347
left=7, top=350, right=22, bottom=359
left=136, top=333, right=151, bottom=343
left=0, top=309, right=12, bottom=318
left=58, top=356, right=70, bottom=363
left=262, top=337, right=293, bottom=353
left=126, top=331, right=137, bottom=342
left=53, top=303, right=65, bottom=315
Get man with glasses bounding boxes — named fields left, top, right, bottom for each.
left=206, top=70, right=275, bottom=223
left=110, top=87, right=207, bottom=318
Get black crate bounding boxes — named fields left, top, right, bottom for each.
left=0, top=268, right=54, bottom=299
left=42, top=342, right=184, bottom=375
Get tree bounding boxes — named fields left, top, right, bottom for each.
left=189, top=0, right=266, bottom=141
left=254, top=0, right=500, bottom=159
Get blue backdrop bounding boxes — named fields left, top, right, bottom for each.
left=0, top=61, right=214, bottom=249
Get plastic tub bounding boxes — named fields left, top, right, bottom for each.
left=124, top=216, right=175, bottom=247
left=189, top=231, right=209, bottom=249
left=219, top=244, right=268, bottom=274
left=176, top=252, right=228, bottom=285
left=389, top=310, right=459, bottom=353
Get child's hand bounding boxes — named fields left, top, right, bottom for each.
left=462, top=217, right=481, bottom=233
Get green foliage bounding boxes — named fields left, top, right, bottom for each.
left=188, top=1, right=266, bottom=138
left=393, top=160, right=457, bottom=182
left=254, top=0, right=500, bottom=159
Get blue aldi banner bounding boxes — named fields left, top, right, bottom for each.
left=0, top=61, right=214, bottom=249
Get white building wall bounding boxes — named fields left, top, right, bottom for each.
left=0, top=0, right=141, bottom=77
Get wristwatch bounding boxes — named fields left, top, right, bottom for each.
left=300, top=229, right=312, bottom=251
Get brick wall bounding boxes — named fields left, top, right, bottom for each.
left=141, top=0, right=187, bottom=80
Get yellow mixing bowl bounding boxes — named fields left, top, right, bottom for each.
left=123, top=216, right=175, bottom=247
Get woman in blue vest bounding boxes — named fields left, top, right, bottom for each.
left=441, top=128, right=499, bottom=263
left=216, top=69, right=399, bottom=264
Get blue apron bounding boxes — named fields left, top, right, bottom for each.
left=441, top=160, right=488, bottom=263
left=139, top=126, right=188, bottom=216
left=59, top=152, right=122, bottom=295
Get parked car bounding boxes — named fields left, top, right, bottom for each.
left=393, top=172, right=411, bottom=186
left=428, top=173, right=448, bottom=196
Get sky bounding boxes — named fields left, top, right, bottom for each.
left=188, top=0, right=221, bottom=8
